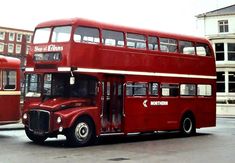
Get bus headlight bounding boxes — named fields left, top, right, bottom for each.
left=23, top=113, right=28, bottom=120
left=56, top=116, right=62, bottom=124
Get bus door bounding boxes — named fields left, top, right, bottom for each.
left=101, top=76, right=124, bottom=133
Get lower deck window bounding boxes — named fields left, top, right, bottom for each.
left=126, top=82, right=147, bottom=96
left=197, top=84, right=212, bottom=96
left=161, top=84, right=179, bottom=97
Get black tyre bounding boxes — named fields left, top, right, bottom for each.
left=66, top=117, right=96, bottom=147
left=25, top=127, right=47, bottom=144
left=180, top=114, right=196, bottom=136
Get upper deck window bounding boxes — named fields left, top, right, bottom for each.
left=33, top=28, right=51, bottom=44
left=179, top=41, right=195, bottom=55
left=74, top=26, right=100, bottom=44
left=3, top=70, right=16, bottom=90
left=126, top=33, right=146, bottom=49
left=148, top=36, right=158, bottom=51
left=160, top=38, right=177, bottom=53
left=196, top=43, right=210, bottom=56
left=52, top=26, right=72, bottom=42
left=102, top=30, right=124, bottom=47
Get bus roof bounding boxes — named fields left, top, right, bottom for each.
left=36, top=18, right=209, bottom=44
left=0, top=55, right=20, bottom=69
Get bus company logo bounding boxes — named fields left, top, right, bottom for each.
left=47, top=45, right=63, bottom=51
left=151, top=101, right=168, bottom=106
left=34, top=45, right=63, bottom=52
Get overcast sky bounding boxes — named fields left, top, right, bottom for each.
left=1, top=0, right=235, bottom=36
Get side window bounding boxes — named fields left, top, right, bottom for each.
left=102, top=30, right=124, bottom=47
left=180, top=84, right=196, bottom=96
left=197, top=84, right=212, bottom=96
left=179, top=41, right=195, bottom=55
left=74, top=26, right=100, bottom=44
left=160, top=38, right=177, bottom=53
left=196, top=43, right=211, bottom=56
left=126, top=33, right=146, bottom=49
left=126, top=82, right=147, bottom=96
left=3, top=70, right=16, bottom=90
left=148, top=36, right=158, bottom=51
left=149, top=82, right=158, bottom=96
left=161, top=84, right=179, bottom=97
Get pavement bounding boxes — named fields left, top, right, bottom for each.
left=0, top=121, right=24, bottom=131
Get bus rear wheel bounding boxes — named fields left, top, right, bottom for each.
left=180, top=114, right=196, bottom=136
left=25, top=127, right=47, bottom=144
left=66, top=117, right=96, bottom=147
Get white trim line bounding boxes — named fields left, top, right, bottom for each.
left=75, top=67, right=216, bottom=79
left=0, top=91, right=21, bottom=96
left=58, top=67, right=71, bottom=72
left=25, top=67, right=34, bottom=72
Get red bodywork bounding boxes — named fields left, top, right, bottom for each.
left=23, top=18, right=216, bottom=137
left=0, top=55, right=21, bottom=125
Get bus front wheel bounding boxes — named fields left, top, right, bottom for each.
left=180, top=114, right=196, bottom=136
left=25, top=127, right=47, bottom=144
left=66, top=117, right=96, bottom=147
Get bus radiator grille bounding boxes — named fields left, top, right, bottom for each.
left=29, top=110, right=50, bottom=133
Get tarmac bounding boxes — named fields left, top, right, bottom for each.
left=0, top=115, right=234, bottom=131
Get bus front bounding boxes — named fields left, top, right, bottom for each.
left=22, top=21, right=99, bottom=146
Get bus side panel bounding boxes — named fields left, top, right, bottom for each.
left=0, top=95, right=20, bottom=123
left=195, top=98, right=216, bottom=128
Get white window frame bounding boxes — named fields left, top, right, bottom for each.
left=16, top=44, right=21, bottom=54
left=0, top=42, right=4, bottom=52
left=9, top=32, right=15, bottom=41
left=0, top=32, right=5, bottom=40
left=26, top=35, right=32, bottom=43
left=26, top=45, right=30, bottom=54
left=8, top=43, right=14, bottom=53
left=16, top=33, right=22, bottom=42
left=218, top=20, right=229, bottom=33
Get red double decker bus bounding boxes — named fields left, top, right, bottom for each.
left=0, top=55, right=21, bottom=125
left=22, top=18, right=216, bottom=146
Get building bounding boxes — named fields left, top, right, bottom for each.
left=196, top=4, right=235, bottom=116
left=0, top=26, right=33, bottom=67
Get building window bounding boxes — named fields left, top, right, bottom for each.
left=218, top=20, right=228, bottom=33
left=0, top=43, right=4, bottom=52
left=26, top=35, right=32, bottom=43
left=26, top=45, right=30, bottom=54
left=229, top=72, right=235, bottom=92
left=9, top=33, right=15, bottom=41
left=0, top=32, right=5, bottom=40
left=16, top=33, right=22, bottom=42
left=215, top=43, right=224, bottom=61
left=16, top=44, right=21, bottom=54
left=228, top=43, right=235, bottom=61
left=217, top=72, right=225, bottom=93
left=8, top=43, right=14, bottom=53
